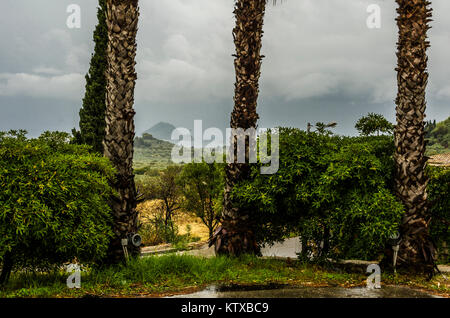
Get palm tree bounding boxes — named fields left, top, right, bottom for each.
left=210, top=0, right=276, bottom=256
left=104, top=0, right=140, bottom=263
left=393, top=0, right=435, bottom=274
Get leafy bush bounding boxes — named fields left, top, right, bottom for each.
left=134, top=166, right=160, bottom=176
left=427, top=166, right=450, bottom=263
left=177, top=162, right=224, bottom=238
left=234, top=128, right=450, bottom=262
left=138, top=212, right=200, bottom=247
left=139, top=215, right=179, bottom=246
left=233, top=128, right=404, bottom=261
left=0, top=131, right=115, bottom=278
left=316, top=137, right=403, bottom=260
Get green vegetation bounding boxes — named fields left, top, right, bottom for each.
left=428, top=166, right=450, bottom=263
left=355, top=113, right=394, bottom=136
left=233, top=129, right=402, bottom=260
left=0, top=131, right=115, bottom=284
left=138, top=218, right=200, bottom=248
left=425, top=116, right=450, bottom=155
left=2, top=0, right=448, bottom=298
left=72, top=0, right=108, bottom=153
left=233, top=128, right=449, bottom=261
left=137, top=162, right=224, bottom=245
left=178, top=162, right=224, bottom=237
left=137, top=166, right=183, bottom=245
left=134, top=126, right=449, bottom=262
left=1, top=123, right=448, bottom=294
left=134, top=133, right=174, bottom=171
left=1, top=255, right=448, bottom=298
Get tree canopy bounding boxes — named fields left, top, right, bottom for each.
left=72, top=0, right=108, bottom=153
left=355, top=113, right=394, bottom=136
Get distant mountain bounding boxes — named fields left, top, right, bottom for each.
left=143, top=122, right=176, bottom=141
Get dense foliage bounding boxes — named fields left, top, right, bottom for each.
left=427, top=166, right=450, bottom=263
left=232, top=128, right=449, bottom=261
left=177, top=162, right=224, bottom=237
left=72, top=0, right=108, bottom=153
left=137, top=166, right=183, bottom=244
left=355, top=113, right=394, bottom=136
left=233, top=128, right=405, bottom=261
left=0, top=131, right=115, bottom=275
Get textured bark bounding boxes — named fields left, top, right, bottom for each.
left=104, top=0, right=140, bottom=263
left=210, top=0, right=267, bottom=256
left=393, top=0, right=436, bottom=274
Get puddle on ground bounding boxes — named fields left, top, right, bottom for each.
left=169, top=284, right=440, bottom=298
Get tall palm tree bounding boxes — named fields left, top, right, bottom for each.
left=210, top=0, right=275, bottom=256
left=393, top=0, right=435, bottom=273
left=104, top=0, right=140, bottom=263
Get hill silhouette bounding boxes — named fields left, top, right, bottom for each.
left=143, top=122, right=176, bottom=141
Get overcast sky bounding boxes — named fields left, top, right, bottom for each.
left=0, top=0, right=449, bottom=137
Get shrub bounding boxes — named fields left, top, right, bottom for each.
left=139, top=215, right=179, bottom=246
left=177, top=162, right=224, bottom=238
left=0, top=131, right=115, bottom=281
left=427, top=166, right=450, bottom=263
left=138, top=166, right=182, bottom=233
left=134, top=166, right=160, bottom=177
left=316, top=137, right=403, bottom=260
left=138, top=210, right=199, bottom=247
left=233, top=128, right=404, bottom=261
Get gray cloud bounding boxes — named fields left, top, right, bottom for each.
left=0, top=0, right=449, bottom=137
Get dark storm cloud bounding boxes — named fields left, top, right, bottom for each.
left=0, top=0, right=449, bottom=137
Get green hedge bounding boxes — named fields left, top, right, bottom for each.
left=233, top=128, right=448, bottom=261
left=427, top=166, right=450, bottom=263
left=0, top=131, right=115, bottom=272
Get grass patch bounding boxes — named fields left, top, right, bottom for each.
left=1, top=255, right=449, bottom=298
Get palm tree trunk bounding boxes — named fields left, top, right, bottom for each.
left=104, top=0, right=140, bottom=263
left=393, top=0, right=435, bottom=274
left=210, top=0, right=266, bottom=256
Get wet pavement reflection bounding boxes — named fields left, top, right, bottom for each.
left=169, top=284, right=440, bottom=298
